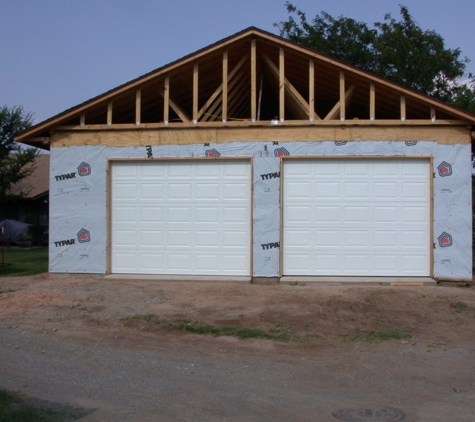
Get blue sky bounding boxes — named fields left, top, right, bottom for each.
left=2, top=0, right=474, bottom=123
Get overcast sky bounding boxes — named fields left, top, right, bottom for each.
left=2, top=0, right=474, bottom=123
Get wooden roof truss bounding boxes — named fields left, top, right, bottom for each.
left=17, top=28, right=475, bottom=144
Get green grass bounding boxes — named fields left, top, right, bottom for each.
left=450, top=300, right=475, bottom=315
left=123, top=315, right=319, bottom=342
left=0, top=389, right=82, bottom=422
left=0, top=247, right=48, bottom=277
left=343, top=326, right=412, bottom=343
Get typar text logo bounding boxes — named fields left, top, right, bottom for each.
left=437, top=232, right=453, bottom=247
left=261, top=242, right=280, bottom=250
left=55, top=162, right=91, bottom=181
left=260, top=172, right=280, bottom=180
left=405, top=141, right=418, bottom=146
left=274, top=147, right=289, bottom=157
left=205, top=148, right=221, bottom=157
left=77, top=228, right=91, bottom=243
left=335, top=141, right=347, bottom=146
left=437, top=161, right=452, bottom=177
left=77, top=162, right=91, bottom=177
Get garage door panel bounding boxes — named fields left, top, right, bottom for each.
left=374, top=230, right=399, bottom=247
left=141, top=206, right=164, bottom=222
left=168, top=207, right=192, bottom=223
left=195, top=206, right=220, bottom=223
left=315, top=182, right=339, bottom=198
left=402, top=182, right=428, bottom=199
left=402, top=206, right=428, bottom=223
left=114, top=206, right=137, bottom=223
left=344, top=182, right=369, bottom=199
left=111, top=160, right=250, bottom=275
left=314, top=254, right=339, bottom=272
left=140, top=230, right=164, bottom=247
left=113, top=230, right=136, bottom=246
left=223, top=183, right=249, bottom=200
left=195, top=183, right=220, bottom=200
left=284, top=159, right=430, bottom=276
left=114, top=183, right=138, bottom=200
left=344, top=206, right=370, bottom=223
left=195, top=231, right=220, bottom=248
left=315, top=206, right=340, bottom=223
left=286, top=230, right=312, bottom=247
left=345, top=230, right=371, bottom=247
left=141, top=183, right=164, bottom=199
left=168, top=183, right=192, bottom=200
left=373, top=206, right=399, bottom=224
left=315, top=230, right=340, bottom=247
left=223, top=231, right=248, bottom=248
left=140, top=253, right=164, bottom=271
left=374, top=182, right=398, bottom=199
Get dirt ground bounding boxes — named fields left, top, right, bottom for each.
left=1, top=274, right=475, bottom=421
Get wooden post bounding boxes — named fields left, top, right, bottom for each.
left=251, top=39, right=257, bottom=122
left=400, top=94, right=406, bottom=121
left=309, top=58, right=314, bottom=122
left=80, top=113, right=85, bottom=126
left=370, top=83, right=375, bottom=121
left=135, top=88, right=141, bottom=125
left=107, top=101, right=113, bottom=126
left=430, top=107, right=436, bottom=122
left=164, top=76, right=169, bottom=124
left=193, top=63, right=198, bottom=124
left=279, top=47, right=285, bottom=122
left=339, top=71, right=345, bottom=121
left=222, top=50, right=228, bottom=123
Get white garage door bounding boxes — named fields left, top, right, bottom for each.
left=111, top=160, right=251, bottom=275
left=283, top=158, right=431, bottom=276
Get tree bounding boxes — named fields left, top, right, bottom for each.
left=0, top=105, right=38, bottom=203
left=275, top=3, right=475, bottom=111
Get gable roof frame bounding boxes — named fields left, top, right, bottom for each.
left=17, top=27, right=475, bottom=148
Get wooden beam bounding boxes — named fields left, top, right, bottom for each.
left=400, top=94, right=406, bottom=121
left=222, top=50, right=228, bottom=123
left=164, top=76, right=169, bottom=124
left=159, top=87, right=191, bottom=123
left=324, top=83, right=357, bottom=120
left=309, top=58, right=315, bottom=122
left=279, top=47, right=285, bottom=122
left=200, top=57, right=247, bottom=122
left=370, top=83, right=375, bottom=121
left=107, top=101, right=113, bottom=126
left=135, top=88, right=141, bottom=125
left=193, top=63, right=198, bottom=123
left=50, top=125, right=471, bottom=148
left=198, top=57, right=247, bottom=121
left=251, top=39, right=257, bottom=122
left=339, top=71, right=345, bottom=121
left=261, top=53, right=316, bottom=119
left=208, top=67, right=248, bottom=122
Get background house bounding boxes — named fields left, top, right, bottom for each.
left=16, top=28, right=474, bottom=281
left=0, top=154, right=49, bottom=245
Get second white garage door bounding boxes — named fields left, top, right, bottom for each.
left=283, top=158, right=431, bottom=276
left=111, top=160, right=251, bottom=275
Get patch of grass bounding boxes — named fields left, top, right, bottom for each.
left=0, top=289, right=17, bottom=294
left=0, top=389, right=83, bottom=421
left=122, top=314, right=161, bottom=324
left=343, top=326, right=412, bottom=343
left=450, top=300, right=475, bottom=315
left=123, top=314, right=319, bottom=342
left=0, top=248, right=48, bottom=277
